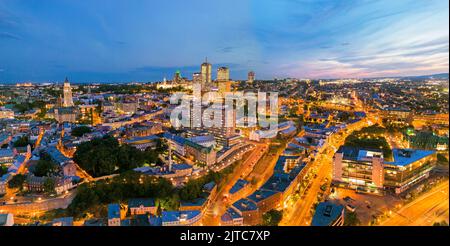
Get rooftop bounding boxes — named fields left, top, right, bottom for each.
left=46, top=146, right=71, bottom=165
left=202, top=181, right=216, bottom=193
left=0, top=149, right=14, bottom=158
left=221, top=207, right=242, bottom=222
left=311, top=202, right=344, bottom=226
left=248, top=189, right=280, bottom=203
left=180, top=197, right=207, bottom=207
left=386, top=149, right=436, bottom=167
left=128, top=198, right=155, bottom=208
left=337, top=146, right=383, bottom=161
left=229, top=179, right=249, bottom=194
left=232, top=198, right=258, bottom=212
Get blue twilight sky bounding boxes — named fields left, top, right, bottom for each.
left=0, top=0, right=448, bottom=83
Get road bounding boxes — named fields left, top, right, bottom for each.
left=202, top=141, right=268, bottom=225
left=0, top=190, right=76, bottom=215
left=281, top=114, right=377, bottom=226
left=380, top=180, right=449, bottom=226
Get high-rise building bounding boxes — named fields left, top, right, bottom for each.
left=173, top=70, right=182, bottom=83
left=201, top=58, right=212, bottom=85
left=248, top=71, right=255, bottom=84
left=192, top=72, right=202, bottom=84
left=63, top=77, right=74, bottom=107
left=217, top=67, right=229, bottom=82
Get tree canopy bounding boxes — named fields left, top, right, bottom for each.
left=262, top=209, right=283, bottom=226
left=8, top=174, right=26, bottom=189
left=13, top=135, right=30, bottom=148
left=73, top=135, right=162, bottom=177
left=67, top=171, right=175, bottom=218
left=71, top=126, right=92, bottom=137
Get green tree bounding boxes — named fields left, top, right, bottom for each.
left=262, top=210, right=283, bottom=226
left=8, top=174, right=26, bottom=190
left=44, top=178, right=56, bottom=193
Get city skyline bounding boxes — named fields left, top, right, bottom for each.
left=0, top=0, right=449, bottom=83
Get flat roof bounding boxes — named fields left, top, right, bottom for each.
left=161, top=210, right=201, bottom=223
left=229, top=179, right=249, bottom=194
left=128, top=198, right=155, bottom=208
left=232, top=198, right=258, bottom=212
left=46, top=146, right=71, bottom=164
left=386, top=149, right=435, bottom=167
left=221, top=207, right=242, bottom=222
left=107, top=204, right=121, bottom=219
left=311, top=202, right=344, bottom=226
left=248, top=189, right=280, bottom=203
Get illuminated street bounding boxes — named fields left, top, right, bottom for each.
left=380, top=180, right=449, bottom=226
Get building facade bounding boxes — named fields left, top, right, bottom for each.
left=63, top=77, right=74, bottom=107
left=333, top=146, right=436, bottom=194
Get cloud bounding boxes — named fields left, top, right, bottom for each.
left=218, top=46, right=234, bottom=53
left=0, top=32, right=20, bottom=40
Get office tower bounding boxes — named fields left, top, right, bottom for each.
left=217, top=67, right=229, bottom=82
left=173, top=70, right=182, bottom=83
left=201, top=58, right=212, bottom=85
left=248, top=71, right=255, bottom=84
left=63, top=77, right=74, bottom=107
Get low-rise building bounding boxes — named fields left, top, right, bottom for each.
left=161, top=210, right=202, bottom=226
left=220, top=207, right=244, bottom=226
left=0, top=149, right=15, bottom=165
left=247, top=189, right=282, bottom=214
left=108, top=203, right=123, bottom=226
left=180, top=198, right=207, bottom=212
left=0, top=213, right=14, bottom=226
left=333, top=146, right=436, bottom=194
left=311, top=202, right=345, bottom=226
left=227, top=179, right=251, bottom=201
left=231, top=198, right=261, bottom=225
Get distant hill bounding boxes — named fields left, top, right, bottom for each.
left=402, top=73, right=449, bottom=80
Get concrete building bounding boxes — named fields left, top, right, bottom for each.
left=248, top=71, right=255, bottom=84
left=333, top=146, right=436, bottom=194
left=108, top=203, right=123, bottom=226
left=311, top=202, right=344, bottom=226
left=128, top=198, right=157, bottom=215
left=201, top=59, right=212, bottom=85
left=217, top=67, right=229, bottom=82
left=0, top=107, right=14, bottom=119
left=192, top=72, right=202, bottom=84
left=161, top=210, right=202, bottom=226
left=220, top=207, right=244, bottom=226
left=231, top=198, right=261, bottom=225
